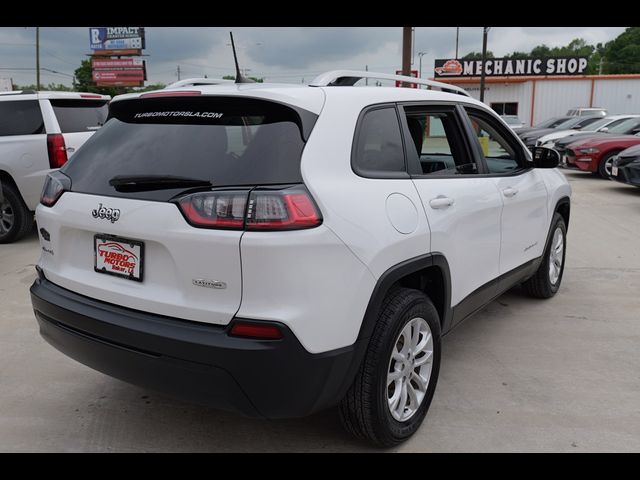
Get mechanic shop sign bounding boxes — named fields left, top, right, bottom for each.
left=434, top=57, right=588, bottom=78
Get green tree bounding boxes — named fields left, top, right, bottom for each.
left=73, top=59, right=134, bottom=96
left=504, top=51, right=529, bottom=59
left=222, top=74, right=264, bottom=82
left=12, top=82, right=74, bottom=91
left=603, top=27, right=640, bottom=74
left=462, top=51, right=494, bottom=60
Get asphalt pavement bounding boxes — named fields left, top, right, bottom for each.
left=1, top=170, right=638, bottom=452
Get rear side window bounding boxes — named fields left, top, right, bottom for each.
left=353, top=106, right=407, bottom=177
left=62, top=96, right=317, bottom=201
left=403, top=108, right=477, bottom=176
left=0, top=100, right=44, bottom=136
left=50, top=99, right=108, bottom=133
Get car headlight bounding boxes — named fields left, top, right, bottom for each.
left=578, top=147, right=600, bottom=154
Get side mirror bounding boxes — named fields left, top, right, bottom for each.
left=531, top=147, right=560, bottom=168
left=598, top=127, right=609, bottom=133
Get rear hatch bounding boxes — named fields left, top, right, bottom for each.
left=50, top=98, right=109, bottom=155
left=37, top=93, right=318, bottom=325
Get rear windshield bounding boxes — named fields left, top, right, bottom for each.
left=51, top=99, right=108, bottom=133
left=62, top=96, right=317, bottom=201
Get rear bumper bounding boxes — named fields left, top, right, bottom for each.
left=30, top=276, right=365, bottom=419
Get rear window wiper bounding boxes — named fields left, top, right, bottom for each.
left=109, top=175, right=212, bottom=192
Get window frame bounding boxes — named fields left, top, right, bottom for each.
left=460, top=105, right=534, bottom=177
left=397, top=101, right=483, bottom=179
left=350, top=102, right=411, bottom=180
left=490, top=102, right=519, bottom=116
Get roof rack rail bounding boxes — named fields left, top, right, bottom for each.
left=0, top=90, right=36, bottom=96
left=164, top=78, right=234, bottom=89
left=309, top=70, right=470, bottom=97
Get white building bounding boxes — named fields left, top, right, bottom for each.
left=437, top=74, right=640, bottom=126
left=0, top=78, right=13, bottom=92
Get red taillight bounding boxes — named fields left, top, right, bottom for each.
left=246, top=189, right=322, bottom=230
left=46, top=134, right=68, bottom=168
left=176, top=186, right=322, bottom=231
left=177, top=190, right=248, bottom=229
left=40, top=173, right=70, bottom=207
left=140, top=91, right=202, bottom=98
left=229, top=321, right=283, bottom=340
left=80, top=93, right=103, bottom=99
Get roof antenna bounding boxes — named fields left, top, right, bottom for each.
left=230, top=31, right=255, bottom=84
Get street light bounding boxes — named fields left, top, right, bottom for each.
left=418, top=51, right=427, bottom=79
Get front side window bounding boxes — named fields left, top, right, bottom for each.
left=465, top=108, right=528, bottom=174
left=0, top=100, right=44, bottom=136
left=353, top=107, right=406, bottom=176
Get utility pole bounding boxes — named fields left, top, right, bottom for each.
left=599, top=57, right=604, bottom=75
left=402, top=27, right=413, bottom=86
left=480, top=27, right=490, bottom=103
left=177, top=65, right=181, bottom=81
left=455, top=27, right=460, bottom=59
left=365, top=65, right=368, bottom=85
left=36, top=27, right=40, bottom=90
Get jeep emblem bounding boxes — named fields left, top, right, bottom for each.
left=92, top=203, right=121, bottom=223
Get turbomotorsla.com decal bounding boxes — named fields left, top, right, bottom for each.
left=133, top=111, right=224, bottom=119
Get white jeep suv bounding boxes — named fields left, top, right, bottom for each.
left=0, top=90, right=110, bottom=243
left=30, top=71, right=571, bottom=447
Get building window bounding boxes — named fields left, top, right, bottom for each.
left=490, top=102, right=518, bottom=116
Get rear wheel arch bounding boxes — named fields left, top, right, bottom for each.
left=0, top=170, right=20, bottom=194
left=0, top=169, right=30, bottom=211
left=357, top=254, right=452, bottom=341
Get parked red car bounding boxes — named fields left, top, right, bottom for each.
left=564, top=134, right=640, bottom=178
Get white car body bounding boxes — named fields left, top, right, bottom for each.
left=0, top=91, right=110, bottom=211
left=30, top=72, right=572, bottom=442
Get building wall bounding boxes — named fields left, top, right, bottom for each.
left=459, top=82, right=533, bottom=126
left=446, top=77, right=640, bottom=126
left=592, top=79, right=640, bottom=114
left=532, top=80, right=592, bottom=125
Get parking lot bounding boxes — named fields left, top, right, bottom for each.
left=0, top=170, right=639, bottom=452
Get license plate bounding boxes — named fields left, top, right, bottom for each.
left=612, top=166, right=618, bottom=176
left=94, top=235, right=144, bottom=282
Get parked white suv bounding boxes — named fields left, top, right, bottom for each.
left=0, top=90, right=110, bottom=243
left=30, top=71, right=571, bottom=446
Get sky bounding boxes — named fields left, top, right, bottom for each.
left=0, top=27, right=627, bottom=87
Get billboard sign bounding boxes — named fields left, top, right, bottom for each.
left=395, top=69, right=419, bottom=88
left=433, top=57, right=588, bottom=78
left=89, top=27, right=145, bottom=51
left=92, top=58, right=145, bottom=85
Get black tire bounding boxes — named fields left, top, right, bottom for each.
left=522, top=213, right=567, bottom=298
left=598, top=150, right=620, bottom=179
left=339, top=287, right=441, bottom=447
left=0, top=181, right=33, bottom=244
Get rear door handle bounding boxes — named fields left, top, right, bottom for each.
left=429, top=196, right=454, bottom=209
left=503, top=187, right=518, bottom=198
